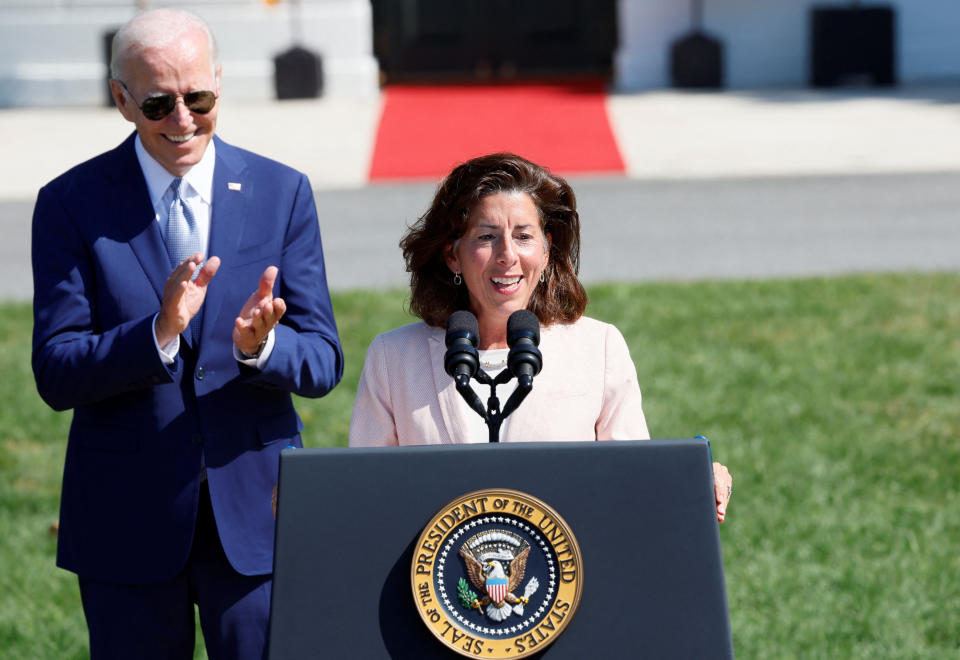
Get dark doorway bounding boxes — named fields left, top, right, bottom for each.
left=372, top=0, right=618, bottom=83
left=809, top=6, right=897, bottom=87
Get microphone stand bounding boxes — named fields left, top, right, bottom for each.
left=459, top=368, right=534, bottom=443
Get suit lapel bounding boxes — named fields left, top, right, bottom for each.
left=106, top=135, right=170, bottom=305
left=199, top=137, right=249, bottom=352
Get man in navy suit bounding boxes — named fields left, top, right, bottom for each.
left=31, top=8, right=343, bottom=658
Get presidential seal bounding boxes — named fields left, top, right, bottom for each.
left=411, top=489, right=583, bottom=658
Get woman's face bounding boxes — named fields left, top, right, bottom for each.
left=445, top=191, right=551, bottom=328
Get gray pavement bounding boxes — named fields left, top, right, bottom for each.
left=3, top=86, right=959, bottom=301
left=574, top=172, right=959, bottom=281
left=317, top=171, right=960, bottom=292
left=5, top=172, right=957, bottom=301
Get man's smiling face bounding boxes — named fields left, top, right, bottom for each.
left=112, top=25, right=220, bottom=177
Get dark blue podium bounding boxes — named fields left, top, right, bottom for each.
left=268, top=439, right=733, bottom=658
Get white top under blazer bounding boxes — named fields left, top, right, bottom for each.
left=349, top=316, right=650, bottom=446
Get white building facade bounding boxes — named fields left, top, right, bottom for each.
left=0, top=0, right=380, bottom=106
left=1, top=0, right=958, bottom=107
left=615, top=0, right=960, bottom=89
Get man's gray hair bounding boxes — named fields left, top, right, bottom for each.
left=110, top=8, right=219, bottom=82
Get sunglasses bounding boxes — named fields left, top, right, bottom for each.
left=117, top=80, right=218, bottom=121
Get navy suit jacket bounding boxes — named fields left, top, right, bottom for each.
left=32, top=133, right=343, bottom=583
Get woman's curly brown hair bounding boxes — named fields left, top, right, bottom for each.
left=401, top=152, right=587, bottom=327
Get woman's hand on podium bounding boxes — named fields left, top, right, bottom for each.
left=713, top=462, right=733, bottom=523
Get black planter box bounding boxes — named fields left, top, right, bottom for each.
left=671, top=31, right=724, bottom=89
left=103, top=29, right=118, bottom=107
left=274, top=46, right=323, bottom=100
left=810, top=6, right=896, bottom=87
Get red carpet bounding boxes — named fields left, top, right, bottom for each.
left=368, top=82, right=625, bottom=181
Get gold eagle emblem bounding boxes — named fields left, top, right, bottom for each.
left=459, top=530, right=538, bottom=621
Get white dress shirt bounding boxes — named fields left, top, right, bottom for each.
left=135, top=136, right=274, bottom=367
left=136, top=134, right=215, bottom=255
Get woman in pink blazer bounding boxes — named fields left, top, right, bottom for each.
left=349, top=153, right=732, bottom=522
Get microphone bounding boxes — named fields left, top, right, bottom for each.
left=506, top=310, right=542, bottom=385
left=444, top=310, right=480, bottom=385
left=498, top=310, right=542, bottom=423
left=444, top=310, right=487, bottom=421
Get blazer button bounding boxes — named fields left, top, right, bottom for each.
left=195, top=366, right=205, bottom=380
left=191, top=433, right=203, bottom=446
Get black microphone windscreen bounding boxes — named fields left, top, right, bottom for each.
left=446, top=310, right=479, bottom=344
left=445, top=310, right=480, bottom=380
left=507, top=310, right=540, bottom=346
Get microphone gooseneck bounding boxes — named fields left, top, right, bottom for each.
left=499, top=310, right=542, bottom=421
left=443, top=309, right=543, bottom=442
left=444, top=310, right=487, bottom=420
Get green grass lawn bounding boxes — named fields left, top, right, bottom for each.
left=2, top=273, right=958, bottom=658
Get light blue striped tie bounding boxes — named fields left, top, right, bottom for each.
left=164, top=177, right=203, bottom=342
